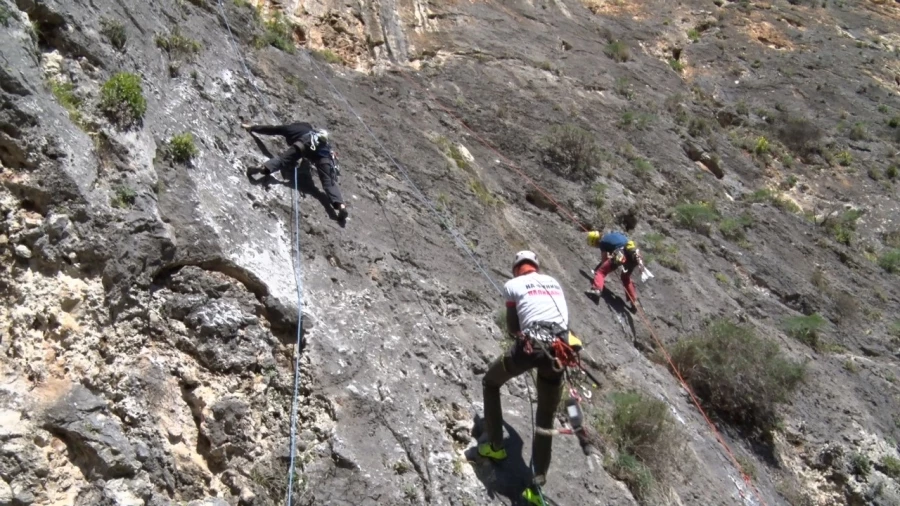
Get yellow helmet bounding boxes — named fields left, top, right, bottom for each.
left=625, top=240, right=636, bottom=251
left=587, top=231, right=601, bottom=247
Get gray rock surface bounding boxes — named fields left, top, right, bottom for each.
left=43, top=386, right=140, bottom=479
left=0, top=0, right=899, bottom=505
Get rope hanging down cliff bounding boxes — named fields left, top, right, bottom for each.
left=214, top=1, right=306, bottom=504
left=395, top=68, right=767, bottom=506
left=216, top=3, right=585, bottom=503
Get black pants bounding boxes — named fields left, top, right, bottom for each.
left=482, top=337, right=564, bottom=482
left=263, top=144, right=344, bottom=206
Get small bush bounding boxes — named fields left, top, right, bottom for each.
left=687, top=117, right=710, bottom=138
left=668, top=58, right=684, bottom=73
left=886, top=231, right=900, bottom=249
left=851, top=453, right=871, bottom=477
left=735, top=455, right=757, bottom=481
left=889, top=116, right=900, bottom=128
left=687, top=29, right=700, bottom=42
left=822, top=208, right=863, bottom=246
left=641, top=233, right=685, bottom=272
left=746, top=188, right=800, bottom=213
left=596, top=391, right=679, bottom=501
left=878, top=249, right=900, bottom=273
left=672, top=202, right=719, bottom=233
left=604, top=41, right=630, bottom=62
left=783, top=313, right=827, bottom=350
left=754, top=136, right=770, bottom=155
left=112, top=185, right=137, bottom=208
left=315, top=48, right=343, bottom=64
left=255, top=11, right=295, bottom=53
left=886, top=165, right=898, bottom=179
left=632, top=158, right=653, bottom=180
left=99, top=72, right=146, bottom=127
left=810, top=267, right=828, bottom=290
left=155, top=29, right=202, bottom=58
left=879, top=456, right=900, bottom=479
left=468, top=179, right=498, bottom=206
left=669, top=319, right=806, bottom=435
left=169, top=132, right=198, bottom=163
left=49, top=79, right=84, bottom=127
left=614, top=77, right=634, bottom=100
left=719, top=215, right=753, bottom=242
left=848, top=122, right=868, bottom=141
left=100, top=18, right=127, bottom=51
left=0, top=4, right=13, bottom=27
left=591, top=182, right=607, bottom=209
left=832, top=291, right=859, bottom=324
left=777, top=115, right=822, bottom=157
left=541, top=124, right=601, bottom=181
left=836, top=150, right=853, bottom=166
left=618, top=111, right=653, bottom=130
left=435, top=136, right=471, bottom=173
left=609, top=454, right=654, bottom=500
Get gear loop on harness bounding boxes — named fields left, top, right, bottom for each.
left=519, top=322, right=583, bottom=376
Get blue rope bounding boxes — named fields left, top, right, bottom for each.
left=285, top=165, right=305, bottom=506
left=214, top=2, right=304, bottom=505
left=216, top=0, right=544, bottom=501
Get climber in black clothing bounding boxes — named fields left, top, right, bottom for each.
left=242, top=121, right=348, bottom=221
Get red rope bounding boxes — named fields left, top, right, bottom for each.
left=397, top=70, right=769, bottom=506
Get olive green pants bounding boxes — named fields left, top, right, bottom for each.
left=482, top=339, right=564, bottom=481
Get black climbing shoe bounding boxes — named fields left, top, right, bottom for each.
left=246, top=166, right=271, bottom=178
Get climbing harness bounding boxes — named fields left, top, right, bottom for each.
left=518, top=322, right=602, bottom=454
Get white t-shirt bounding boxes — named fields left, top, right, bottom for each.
left=503, top=272, right=569, bottom=330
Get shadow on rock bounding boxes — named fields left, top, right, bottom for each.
left=579, top=270, right=637, bottom=332
left=598, top=289, right=636, bottom=336
left=246, top=160, right=342, bottom=225
left=466, top=416, right=535, bottom=505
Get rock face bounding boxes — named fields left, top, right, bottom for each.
left=43, top=385, right=140, bottom=479
left=1, top=0, right=900, bottom=505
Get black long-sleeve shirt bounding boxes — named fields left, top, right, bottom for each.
left=249, top=122, right=315, bottom=145
left=250, top=122, right=332, bottom=158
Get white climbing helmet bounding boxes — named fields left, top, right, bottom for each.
left=315, top=128, right=329, bottom=141
left=513, top=250, right=539, bottom=271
